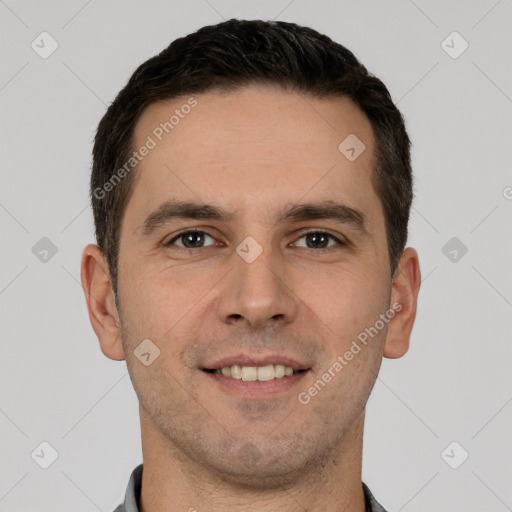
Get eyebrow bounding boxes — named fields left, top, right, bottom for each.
left=139, top=199, right=369, bottom=236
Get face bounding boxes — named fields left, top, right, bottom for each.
left=85, top=84, right=418, bottom=488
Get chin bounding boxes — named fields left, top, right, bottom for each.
left=198, top=437, right=319, bottom=491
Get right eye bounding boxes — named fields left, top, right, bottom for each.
left=163, top=230, right=219, bottom=250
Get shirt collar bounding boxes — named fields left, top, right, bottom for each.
left=121, top=463, right=142, bottom=512
left=119, top=465, right=388, bottom=512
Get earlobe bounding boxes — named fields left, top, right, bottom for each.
left=80, top=244, right=125, bottom=361
left=383, top=247, right=421, bottom=359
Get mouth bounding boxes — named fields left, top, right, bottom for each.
left=201, top=358, right=312, bottom=399
left=202, top=364, right=308, bottom=381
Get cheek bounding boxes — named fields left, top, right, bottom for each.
left=120, top=261, right=213, bottom=337
left=295, top=263, right=389, bottom=342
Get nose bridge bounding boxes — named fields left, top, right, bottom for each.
left=216, top=235, right=297, bottom=327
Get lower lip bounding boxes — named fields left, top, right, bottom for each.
left=202, top=370, right=310, bottom=399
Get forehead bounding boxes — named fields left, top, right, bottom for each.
left=127, top=84, right=382, bottom=228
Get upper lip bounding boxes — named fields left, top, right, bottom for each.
left=202, top=354, right=311, bottom=371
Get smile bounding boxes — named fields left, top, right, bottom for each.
left=204, top=364, right=306, bottom=381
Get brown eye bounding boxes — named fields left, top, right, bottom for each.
left=294, top=231, right=343, bottom=250
left=165, top=230, right=216, bottom=249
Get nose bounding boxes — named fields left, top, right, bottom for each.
left=215, top=241, right=298, bottom=329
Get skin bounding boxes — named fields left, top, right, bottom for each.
left=81, top=84, right=421, bottom=512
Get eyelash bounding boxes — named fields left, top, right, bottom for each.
left=163, top=229, right=345, bottom=252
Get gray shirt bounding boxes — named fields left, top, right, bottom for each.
left=114, top=464, right=389, bottom=512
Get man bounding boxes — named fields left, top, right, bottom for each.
left=81, top=19, right=421, bottom=512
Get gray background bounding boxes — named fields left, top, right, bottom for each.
left=1, top=0, right=511, bottom=510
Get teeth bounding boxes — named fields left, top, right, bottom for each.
left=213, top=364, right=300, bottom=381
left=231, top=365, right=242, bottom=379
left=257, top=365, right=275, bottom=381
left=241, top=366, right=258, bottom=381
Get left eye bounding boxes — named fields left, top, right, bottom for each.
left=293, top=231, right=343, bottom=250
left=164, top=230, right=343, bottom=250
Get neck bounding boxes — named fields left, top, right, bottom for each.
left=138, top=407, right=367, bottom=512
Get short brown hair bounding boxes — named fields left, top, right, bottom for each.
left=91, top=19, right=413, bottom=297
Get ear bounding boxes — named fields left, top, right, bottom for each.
left=383, top=247, right=421, bottom=359
left=81, top=244, right=125, bottom=361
